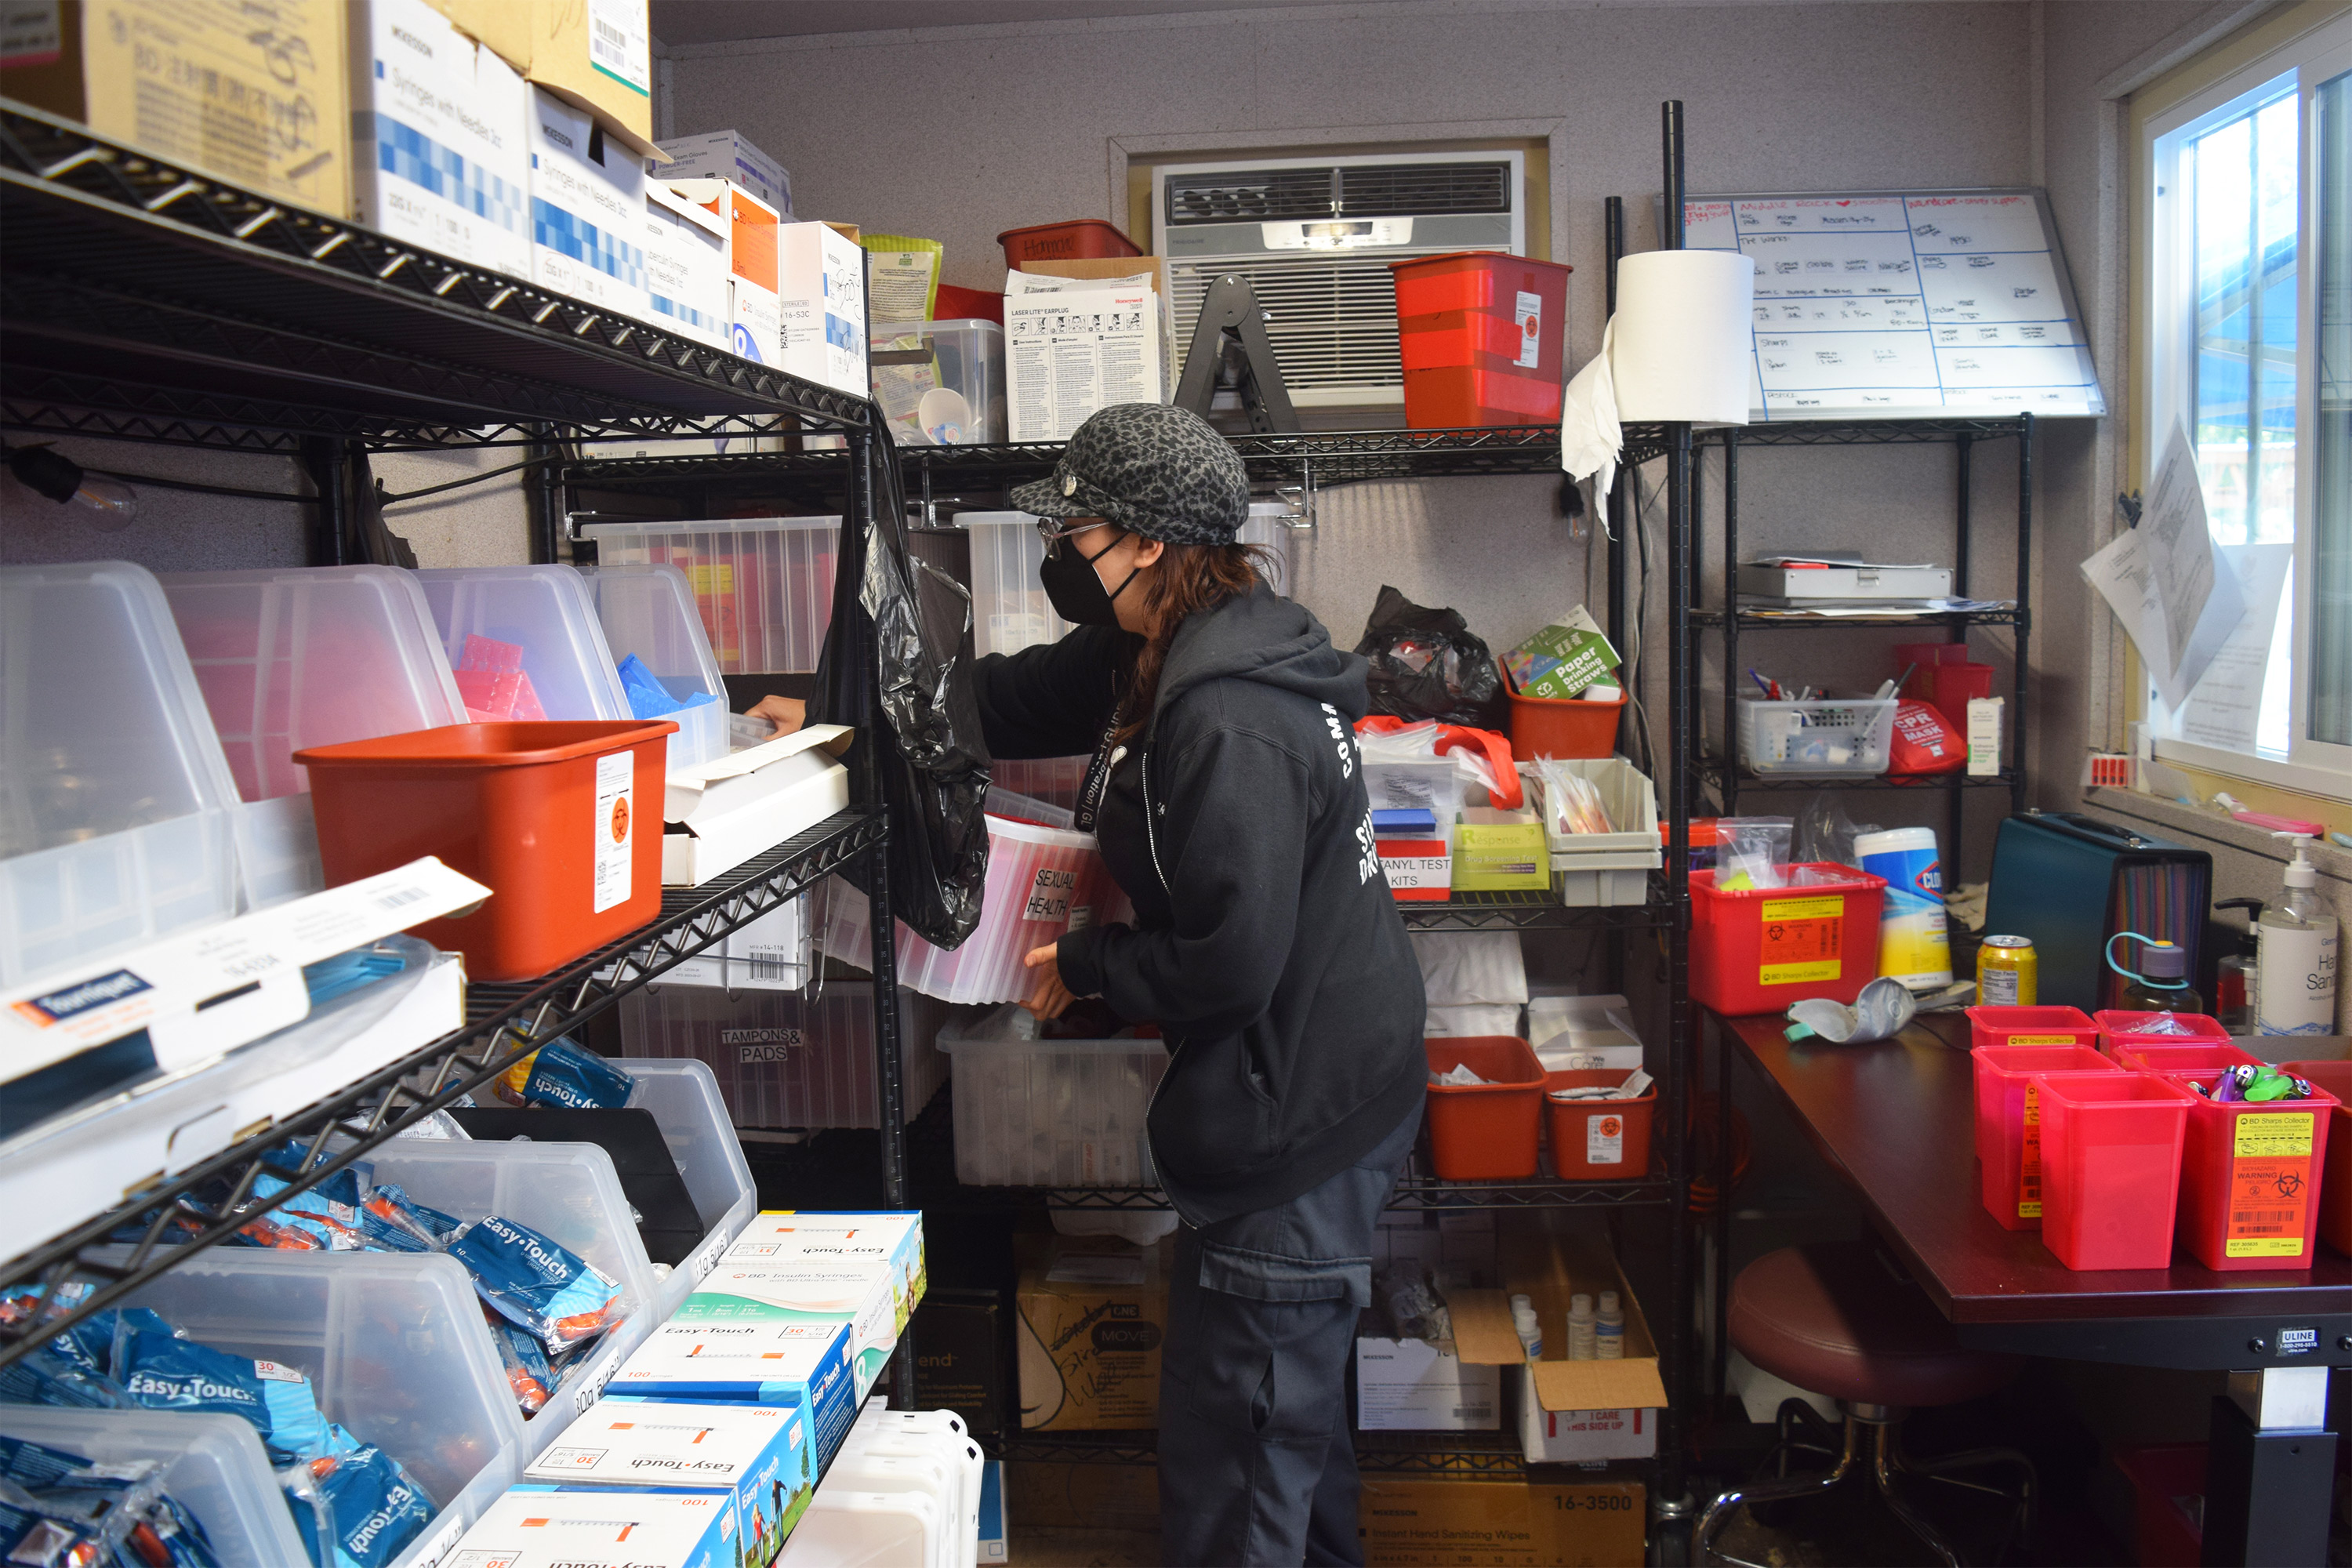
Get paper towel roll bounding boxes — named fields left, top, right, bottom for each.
left=1610, top=249, right=1755, bottom=424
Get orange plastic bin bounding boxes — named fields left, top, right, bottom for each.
left=1688, top=866, right=1886, bottom=1016
left=1972, top=1048, right=2120, bottom=1229
left=2284, top=1060, right=2352, bottom=1255
left=1388, top=252, right=1572, bottom=428
left=2034, top=1073, right=2201, bottom=1270
left=1500, top=657, right=1622, bottom=761
left=2165, top=1075, right=2338, bottom=1271
left=296, top=720, right=674, bottom=983
left=1964, top=1005, right=2096, bottom=1052
left=996, top=220, right=1142, bottom=268
left=1545, top=1070, right=1655, bottom=1180
left=1425, top=1036, right=1546, bottom=1181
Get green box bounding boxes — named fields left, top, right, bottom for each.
left=1453, top=811, right=1550, bottom=892
left=1507, top=612, right=1621, bottom=702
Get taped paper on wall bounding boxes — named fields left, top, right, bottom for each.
left=2082, top=422, right=2245, bottom=710
left=2161, top=541, right=2293, bottom=754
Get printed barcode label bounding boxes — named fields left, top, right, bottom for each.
left=749, top=956, right=795, bottom=982
left=376, top=887, right=427, bottom=909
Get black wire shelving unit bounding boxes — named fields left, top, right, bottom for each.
left=0, top=101, right=917, bottom=1403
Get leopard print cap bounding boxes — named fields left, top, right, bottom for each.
left=1007, top=402, right=1250, bottom=546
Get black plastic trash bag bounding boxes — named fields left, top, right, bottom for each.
left=1354, top=584, right=1506, bottom=728
left=807, top=423, right=990, bottom=949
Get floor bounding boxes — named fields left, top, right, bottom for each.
left=1005, top=1526, right=1163, bottom=1566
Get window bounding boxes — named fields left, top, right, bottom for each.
left=2143, top=13, right=2352, bottom=798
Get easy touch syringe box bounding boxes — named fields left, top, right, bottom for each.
left=727, top=1211, right=926, bottom=1332
left=607, top=1317, right=856, bottom=1461
left=445, top=1486, right=735, bottom=1568
left=524, top=1396, right=815, bottom=1549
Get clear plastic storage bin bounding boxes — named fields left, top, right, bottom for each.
left=0, top=1407, right=312, bottom=1568
left=114, top=1247, right=524, bottom=1568
left=581, top=516, right=841, bottom=674
left=959, top=507, right=1290, bottom=659
left=574, top=562, right=731, bottom=774
left=0, top=561, right=247, bottom=987
left=365, top=1138, right=662, bottom=1454
left=413, top=564, right=630, bottom=723
left=617, top=982, right=949, bottom=1132
left=161, top=565, right=466, bottom=801
left=619, top=1056, right=760, bottom=1314
left=1735, top=697, right=1898, bottom=775
left=872, top=318, right=1007, bottom=445
left=938, top=1005, right=1168, bottom=1187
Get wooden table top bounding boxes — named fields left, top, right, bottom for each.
left=1722, top=1011, right=2352, bottom=1324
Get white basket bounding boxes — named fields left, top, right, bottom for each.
left=1736, top=698, right=1897, bottom=775
left=938, top=1005, right=1167, bottom=1188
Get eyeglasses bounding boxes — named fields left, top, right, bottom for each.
left=1036, top=517, right=1116, bottom=558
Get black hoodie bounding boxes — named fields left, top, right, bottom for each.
left=972, top=583, right=1427, bottom=1224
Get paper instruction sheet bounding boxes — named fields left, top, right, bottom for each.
left=2081, top=422, right=2246, bottom=711
left=1006, top=286, right=1164, bottom=442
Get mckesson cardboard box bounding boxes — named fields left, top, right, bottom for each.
left=778, top=220, right=869, bottom=395
left=2, top=0, right=349, bottom=215
left=660, top=129, right=790, bottom=218
left=1358, top=1476, right=1646, bottom=1567
left=427, top=0, right=656, bottom=160
left=670, top=178, right=781, bottom=366
left=1015, top=1238, right=1167, bottom=1432
left=350, top=0, right=529, bottom=275
left=637, top=176, right=731, bottom=349
left=1355, top=1337, right=1500, bottom=1432
left=526, top=85, right=644, bottom=317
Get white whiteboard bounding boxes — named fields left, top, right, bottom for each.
left=1679, top=188, right=2106, bottom=422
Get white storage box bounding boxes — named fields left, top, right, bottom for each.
left=814, top=814, right=1116, bottom=1006
left=653, top=892, right=812, bottom=991
left=350, top=0, right=529, bottom=278
left=938, top=1005, right=1167, bottom=1188
left=637, top=176, right=732, bottom=350
left=574, top=561, right=731, bottom=773
left=873, top=318, right=1007, bottom=446
left=1736, top=697, right=1897, bottom=776
left=659, top=129, right=791, bottom=217
left=1526, top=993, right=1644, bottom=1072
left=1526, top=759, right=1661, bottom=907
left=414, top=564, right=630, bottom=722
left=0, top=561, right=246, bottom=988
left=525, top=85, right=646, bottom=318
left=366, top=1139, right=662, bottom=1454
left=582, top=516, right=840, bottom=674
left=779, top=220, right=869, bottom=396
left=447, top=1486, right=738, bottom=1567
left=162, top=564, right=466, bottom=801
left=1355, top=1338, right=1501, bottom=1432
left=0, top=1406, right=312, bottom=1567
left=114, top=1247, right=524, bottom=1568
left=619, top=1057, right=760, bottom=1314
left=619, top=981, right=949, bottom=1131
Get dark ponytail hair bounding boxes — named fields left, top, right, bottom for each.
left=1116, top=540, right=1278, bottom=743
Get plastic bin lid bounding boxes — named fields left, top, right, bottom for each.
left=0, top=561, right=241, bottom=857
left=161, top=564, right=466, bottom=800
left=573, top=563, right=726, bottom=702
left=954, top=511, right=1041, bottom=527
left=579, top=514, right=844, bottom=539
left=414, top=564, right=630, bottom=724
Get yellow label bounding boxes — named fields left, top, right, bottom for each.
left=2227, top=1236, right=2307, bottom=1258
left=2018, top=1200, right=2043, bottom=1218
left=2010, top=1033, right=2080, bottom=1046
left=2235, top=1112, right=2315, bottom=1160
left=1761, top=960, right=1842, bottom=985
left=2017, top=1082, right=2042, bottom=1218
left=1761, top=895, right=1845, bottom=921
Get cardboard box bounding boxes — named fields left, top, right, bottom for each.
left=1358, top=1476, right=1646, bottom=1567
left=1447, top=1221, right=1668, bottom=1465
left=660, top=129, right=790, bottom=219
left=1016, top=1241, right=1167, bottom=1431
left=913, top=1288, right=1009, bottom=1436
left=724, top=1210, right=927, bottom=1338
left=350, top=0, right=528, bottom=274
left=778, top=220, right=869, bottom=395
left=672, top=178, right=782, bottom=365
left=524, top=1396, right=815, bottom=1549
left=446, top=1486, right=738, bottom=1568
left=637, top=176, right=731, bottom=348
left=2, top=0, right=349, bottom=216
left=1356, top=1337, right=1501, bottom=1431
left=429, top=0, right=655, bottom=161
left=526, top=85, right=644, bottom=317
left=1504, top=610, right=1621, bottom=701
left=661, top=724, right=850, bottom=886
left=1454, top=811, right=1549, bottom=892
left=607, top=1316, right=858, bottom=1465
left=650, top=892, right=809, bottom=991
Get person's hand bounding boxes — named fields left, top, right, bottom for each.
left=747, top=694, right=805, bottom=736
left=1021, top=942, right=1075, bottom=1022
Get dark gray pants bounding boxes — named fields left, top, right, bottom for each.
left=1158, top=1102, right=1422, bottom=1567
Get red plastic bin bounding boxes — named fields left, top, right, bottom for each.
left=996, top=220, right=1142, bottom=268
left=1500, top=657, right=1623, bottom=760
left=2166, top=1075, right=2338, bottom=1271
left=2284, top=1061, right=2352, bottom=1255
left=296, top=720, right=674, bottom=983
left=2095, top=1010, right=2230, bottom=1057
left=1425, top=1037, right=1546, bottom=1181
left=1544, top=1070, right=1655, bottom=1180
left=2113, top=1040, right=2260, bottom=1076
left=1688, top=866, right=1886, bottom=1016
left=1972, top=1049, right=2121, bottom=1230
left=2114, top=1444, right=2206, bottom=1568
left=1388, top=252, right=1572, bottom=428
left=2035, top=1073, right=2202, bottom=1270
left=1964, top=1005, right=2097, bottom=1052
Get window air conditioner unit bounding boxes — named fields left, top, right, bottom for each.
left=1153, top=150, right=1527, bottom=411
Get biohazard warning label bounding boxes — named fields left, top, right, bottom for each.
left=1759, top=895, right=1845, bottom=985
left=2227, top=1111, right=2315, bottom=1258
left=2017, top=1082, right=2043, bottom=1218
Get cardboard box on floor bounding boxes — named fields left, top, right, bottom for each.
left=1448, top=1219, right=1668, bottom=1463
left=1359, top=1475, right=1645, bottom=1567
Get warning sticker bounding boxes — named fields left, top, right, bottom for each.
left=2010, top=1034, right=2082, bottom=1046
left=1586, top=1112, right=1625, bottom=1167
left=1514, top=291, right=1543, bottom=368
left=593, top=751, right=633, bottom=914
left=1758, top=895, right=1844, bottom=985
left=2226, top=1111, right=2315, bottom=1258
left=2016, top=1082, right=2043, bottom=1218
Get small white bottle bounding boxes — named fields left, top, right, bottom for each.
left=2257, top=835, right=2341, bottom=1036
left=1594, top=1290, right=1625, bottom=1359
left=1566, top=1293, right=1597, bottom=1360
left=1509, top=1294, right=1542, bottom=1363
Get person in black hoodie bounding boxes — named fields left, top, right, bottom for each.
left=986, top=405, right=1426, bottom=1566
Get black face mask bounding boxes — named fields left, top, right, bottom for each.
left=1039, top=526, right=1140, bottom=627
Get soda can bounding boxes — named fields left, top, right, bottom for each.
left=1978, top=935, right=2038, bottom=1006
